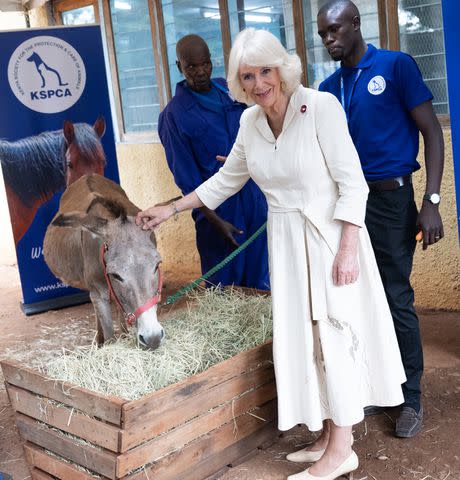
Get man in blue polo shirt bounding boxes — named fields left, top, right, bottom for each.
left=318, top=0, right=444, bottom=438
left=158, top=35, right=269, bottom=290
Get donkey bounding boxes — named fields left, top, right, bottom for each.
left=43, top=174, right=165, bottom=350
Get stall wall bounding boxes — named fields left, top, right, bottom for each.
left=115, top=142, right=201, bottom=281
left=411, top=130, right=459, bottom=310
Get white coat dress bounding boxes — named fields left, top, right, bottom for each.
left=196, top=86, right=406, bottom=432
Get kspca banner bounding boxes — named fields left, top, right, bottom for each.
left=0, top=25, right=119, bottom=314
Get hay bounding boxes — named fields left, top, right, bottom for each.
left=42, top=287, right=272, bottom=400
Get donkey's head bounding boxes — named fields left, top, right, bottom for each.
left=53, top=198, right=165, bottom=350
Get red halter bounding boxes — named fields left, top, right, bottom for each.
left=101, top=243, right=163, bottom=326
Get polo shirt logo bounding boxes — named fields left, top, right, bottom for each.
left=368, top=75, right=386, bottom=95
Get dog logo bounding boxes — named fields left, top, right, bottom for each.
left=27, top=51, right=69, bottom=88
left=368, top=75, right=386, bottom=95
left=8, top=35, right=86, bottom=114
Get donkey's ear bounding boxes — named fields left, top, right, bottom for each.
left=52, top=212, right=108, bottom=237
left=81, top=215, right=109, bottom=237
left=93, top=116, right=106, bottom=138
left=52, top=212, right=84, bottom=228
left=63, top=120, right=75, bottom=145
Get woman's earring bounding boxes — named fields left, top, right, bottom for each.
left=280, top=81, right=286, bottom=91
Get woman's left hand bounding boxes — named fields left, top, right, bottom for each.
left=332, top=249, right=359, bottom=286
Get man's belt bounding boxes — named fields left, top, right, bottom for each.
left=367, top=175, right=412, bottom=193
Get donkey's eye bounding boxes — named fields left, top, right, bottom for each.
left=110, top=273, right=124, bottom=282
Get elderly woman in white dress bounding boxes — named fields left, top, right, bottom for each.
left=137, top=28, right=406, bottom=480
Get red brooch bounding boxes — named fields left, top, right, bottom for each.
left=300, top=105, right=307, bottom=113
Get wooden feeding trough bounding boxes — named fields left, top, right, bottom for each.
left=1, top=340, right=277, bottom=480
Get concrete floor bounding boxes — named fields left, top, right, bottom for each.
left=0, top=263, right=459, bottom=480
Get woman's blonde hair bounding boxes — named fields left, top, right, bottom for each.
left=227, top=28, right=302, bottom=103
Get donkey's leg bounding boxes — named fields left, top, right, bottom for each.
left=96, top=317, right=104, bottom=346
left=118, top=309, right=129, bottom=334
left=90, top=292, right=114, bottom=346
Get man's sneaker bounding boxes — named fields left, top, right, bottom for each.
left=395, top=405, right=423, bottom=438
left=364, top=405, right=385, bottom=416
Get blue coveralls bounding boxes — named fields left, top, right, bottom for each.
left=158, top=78, right=270, bottom=289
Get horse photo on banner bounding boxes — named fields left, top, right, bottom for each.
left=0, top=25, right=120, bottom=314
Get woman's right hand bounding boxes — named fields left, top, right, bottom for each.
left=135, top=205, right=174, bottom=230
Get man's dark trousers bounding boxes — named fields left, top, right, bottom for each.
left=365, top=183, right=423, bottom=411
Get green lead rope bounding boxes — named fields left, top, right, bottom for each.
left=164, top=221, right=268, bottom=306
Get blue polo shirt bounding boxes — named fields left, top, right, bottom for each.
left=319, top=44, right=433, bottom=181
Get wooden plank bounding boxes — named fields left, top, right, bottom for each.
left=122, top=341, right=273, bottom=428
left=8, top=385, right=121, bottom=452
left=30, top=468, right=56, bottom=480
left=1, top=360, right=124, bottom=425
left=292, top=0, right=308, bottom=86
left=16, top=413, right=117, bottom=479
left=186, top=423, right=277, bottom=480
left=377, top=0, right=388, bottom=49
left=121, top=360, right=275, bottom=451
left=386, top=0, right=400, bottom=51
left=101, top=0, right=126, bottom=137
left=154, top=0, right=172, bottom=101
left=25, top=443, right=107, bottom=480
left=117, top=381, right=276, bottom=476
left=124, top=400, right=277, bottom=480
left=218, top=0, right=232, bottom=73
left=148, top=0, right=167, bottom=110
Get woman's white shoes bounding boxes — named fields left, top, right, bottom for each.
left=286, top=447, right=325, bottom=463
left=286, top=435, right=354, bottom=463
left=287, top=451, right=359, bottom=480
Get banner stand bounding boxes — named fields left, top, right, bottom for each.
left=21, top=292, right=90, bottom=316
left=0, top=25, right=120, bottom=314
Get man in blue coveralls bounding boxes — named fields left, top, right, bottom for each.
left=158, top=35, right=269, bottom=289
left=317, top=0, right=444, bottom=438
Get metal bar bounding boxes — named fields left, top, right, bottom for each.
left=423, top=77, right=448, bottom=82
left=410, top=52, right=446, bottom=58
left=126, top=103, right=161, bottom=109
left=401, top=27, right=444, bottom=35
left=122, top=66, right=155, bottom=73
